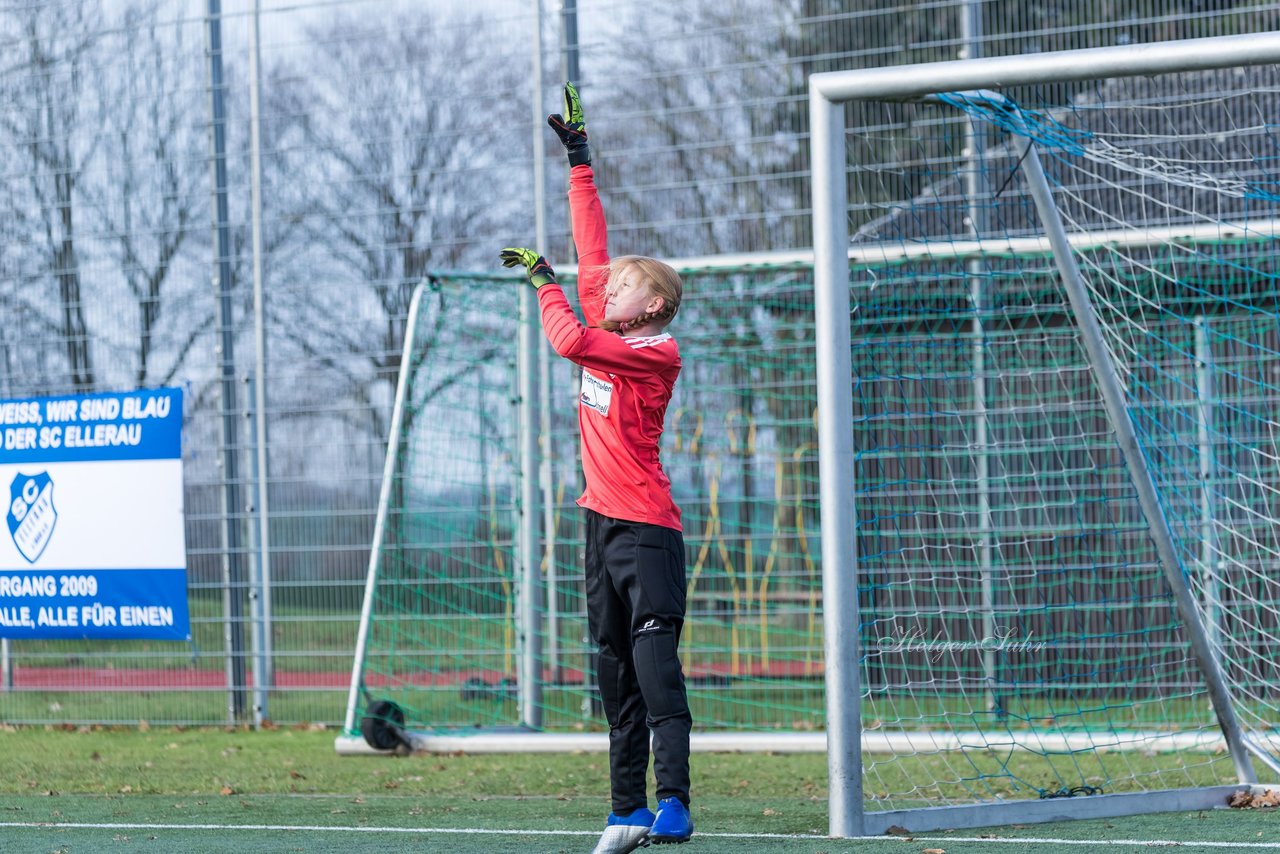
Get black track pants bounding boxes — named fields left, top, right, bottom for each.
left=584, top=509, right=691, bottom=813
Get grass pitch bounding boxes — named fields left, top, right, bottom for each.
left=1, top=726, right=1278, bottom=852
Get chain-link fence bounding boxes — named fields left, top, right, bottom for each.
left=0, top=0, right=1276, bottom=726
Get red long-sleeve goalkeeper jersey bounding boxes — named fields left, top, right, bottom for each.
left=535, top=164, right=682, bottom=531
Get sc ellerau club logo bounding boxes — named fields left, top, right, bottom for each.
left=7, top=471, right=58, bottom=564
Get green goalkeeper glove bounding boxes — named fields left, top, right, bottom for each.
left=547, top=82, right=590, bottom=167
left=500, top=247, right=559, bottom=289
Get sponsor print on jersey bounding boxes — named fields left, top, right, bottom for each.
left=8, top=471, right=57, bottom=564
left=581, top=370, right=613, bottom=417
left=624, top=332, right=672, bottom=350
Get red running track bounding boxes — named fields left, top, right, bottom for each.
left=8, top=659, right=822, bottom=692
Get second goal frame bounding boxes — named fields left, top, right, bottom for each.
left=809, top=32, right=1280, bottom=837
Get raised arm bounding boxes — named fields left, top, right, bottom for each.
left=568, top=166, right=609, bottom=327
left=500, top=248, right=674, bottom=378
left=549, top=82, right=610, bottom=327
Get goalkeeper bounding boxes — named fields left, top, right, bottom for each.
left=501, top=82, right=692, bottom=853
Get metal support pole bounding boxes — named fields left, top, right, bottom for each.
left=342, top=284, right=426, bottom=736
left=206, top=0, right=247, bottom=724
left=518, top=0, right=546, bottom=731
left=540, top=334, right=558, bottom=687
left=547, top=0, right=581, bottom=693
left=809, top=85, right=864, bottom=839
left=248, top=0, right=274, bottom=712
left=0, top=360, right=9, bottom=693
left=812, top=33, right=1280, bottom=104
left=1015, top=133, right=1256, bottom=785
left=561, top=0, right=580, bottom=84
left=244, top=375, right=269, bottom=727
left=1195, top=318, right=1223, bottom=664
left=959, top=0, right=998, bottom=717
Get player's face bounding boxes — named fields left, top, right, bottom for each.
left=604, top=273, right=662, bottom=325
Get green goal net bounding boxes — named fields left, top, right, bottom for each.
left=341, top=264, right=826, bottom=740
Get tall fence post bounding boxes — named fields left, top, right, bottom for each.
left=206, top=0, right=248, bottom=723
left=248, top=0, right=274, bottom=721
left=959, top=0, right=999, bottom=718
left=518, top=0, right=546, bottom=731
left=244, top=374, right=270, bottom=727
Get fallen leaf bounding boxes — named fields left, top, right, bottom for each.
left=1254, top=789, right=1280, bottom=808
left=1231, top=789, right=1258, bottom=809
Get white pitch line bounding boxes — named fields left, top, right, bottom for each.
left=912, top=837, right=1280, bottom=849
left=0, top=822, right=813, bottom=839
left=5, top=822, right=1280, bottom=848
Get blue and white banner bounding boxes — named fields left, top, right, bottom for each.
left=0, top=388, right=189, bottom=640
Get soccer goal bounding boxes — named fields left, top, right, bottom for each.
left=336, top=263, right=835, bottom=757
left=811, top=33, right=1280, bottom=835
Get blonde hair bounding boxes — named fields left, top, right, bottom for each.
left=599, top=255, right=683, bottom=334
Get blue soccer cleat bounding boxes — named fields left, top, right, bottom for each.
left=591, top=807, right=655, bottom=854
left=649, top=797, right=693, bottom=845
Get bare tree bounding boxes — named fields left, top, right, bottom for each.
left=90, top=1, right=211, bottom=388
left=0, top=3, right=106, bottom=391
left=268, top=8, right=527, bottom=447
left=584, top=0, right=800, bottom=258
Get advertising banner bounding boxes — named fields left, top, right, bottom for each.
left=0, top=388, right=189, bottom=640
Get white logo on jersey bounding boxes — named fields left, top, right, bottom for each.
left=624, top=332, right=672, bottom=350
left=580, top=370, right=613, bottom=417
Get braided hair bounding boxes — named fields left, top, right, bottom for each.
left=598, top=255, right=683, bottom=334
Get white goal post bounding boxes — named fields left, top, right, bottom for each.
left=810, top=32, right=1280, bottom=837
